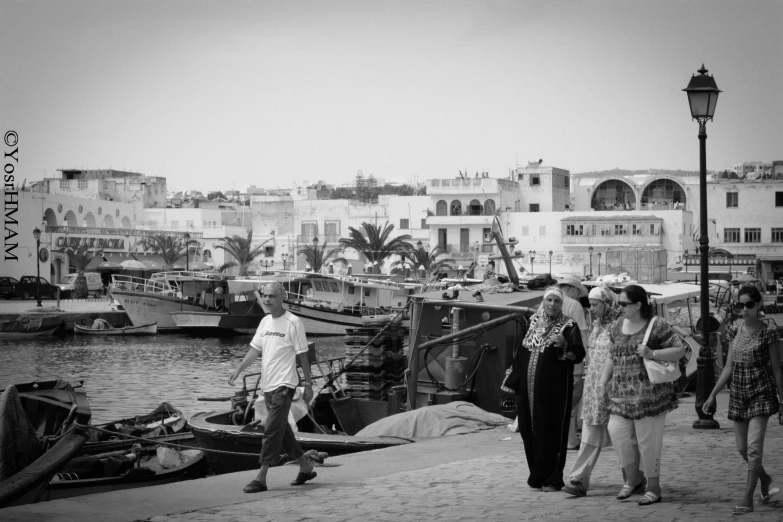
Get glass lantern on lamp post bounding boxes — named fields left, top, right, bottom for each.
left=528, top=250, right=536, bottom=275
left=684, top=64, right=721, bottom=430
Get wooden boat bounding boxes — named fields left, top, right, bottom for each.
left=40, top=446, right=208, bottom=501
left=170, top=311, right=261, bottom=335
left=74, top=322, right=157, bottom=335
left=190, top=410, right=411, bottom=475
left=86, top=402, right=187, bottom=445
left=0, top=316, right=62, bottom=340
left=0, top=380, right=92, bottom=508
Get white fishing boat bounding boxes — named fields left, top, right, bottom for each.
left=110, top=272, right=262, bottom=332
left=230, top=272, right=422, bottom=336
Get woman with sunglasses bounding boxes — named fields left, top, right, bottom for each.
left=703, top=286, right=783, bottom=515
left=599, top=284, right=685, bottom=506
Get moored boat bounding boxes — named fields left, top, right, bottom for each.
left=0, top=316, right=63, bottom=340
left=170, top=311, right=260, bottom=335
left=0, top=380, right=92, bottom=508
left=110, top=271, right=261, bottom=332
left=74, top=322, right=158, bottom=335
left=40, top=447, right=207, bottom=501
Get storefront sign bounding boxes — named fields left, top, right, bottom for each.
left=684, top=253, right=756, bottom=266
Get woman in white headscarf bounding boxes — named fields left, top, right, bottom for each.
left=563, top=285, right=624, bottom=497
left=517, top=286, right=586, bottom=491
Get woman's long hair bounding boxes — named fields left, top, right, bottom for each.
left=621, top=284, right=652, bottom=319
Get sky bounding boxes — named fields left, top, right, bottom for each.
left=2, top=0, right=781, bottom=193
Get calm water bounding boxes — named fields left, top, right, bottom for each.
left=0, top=334, right=346, bottom=424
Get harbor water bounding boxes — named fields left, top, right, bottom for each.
left=0, top=334, right=347, bottom=424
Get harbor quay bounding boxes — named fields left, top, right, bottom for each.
left=4, top=393, right=783, bottom=522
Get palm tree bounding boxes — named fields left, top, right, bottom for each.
left=297, top=238, right=346, bottom=273
left=338, top=222, right=412, bottom=274
left=215, top=231, right=269, bottom=276
left=61, top=242, right=103, bottom=298
left=391, top=244, right=455, bottom=282
left=139, top=234, right=192, bottom=268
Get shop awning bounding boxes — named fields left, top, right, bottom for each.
left=758, top=255, right=783, bottom=262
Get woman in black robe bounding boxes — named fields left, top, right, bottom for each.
left=516, top=286, right=586, bottom=491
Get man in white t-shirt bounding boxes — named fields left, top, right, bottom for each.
left=228, top=282, right=316, bottom=493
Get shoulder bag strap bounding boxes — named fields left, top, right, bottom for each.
left=642, top=316, right=656, bottom=346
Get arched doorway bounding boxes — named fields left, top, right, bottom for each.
left=467, top=199, right=482, bottom=216
left=64, top=210, right=78, bottom=227
left=103, top=214, right=115, bottom=228
left=84, top=212, right=97, bottom=227
left=450, top=200, right=462, bottom=216
left=641, top=178, right=687, bottom=210
left=52, top=257, right=63, bottom=284
left=483, top=199, right=496, bottom=216
left=121, top=216, right=132, bottom=228
left=436, top=200, right=448, bottom=216
left=591, top=179, right=636, bottom=210
left=44, top=208, right=57, bottom=227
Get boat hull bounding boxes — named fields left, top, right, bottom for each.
left=111, top=291, right=203, bottom=331
left=170, top=312, right=262, bottom=335
left=284, top=301, right=393, bottom=336
left=0, top=327, right=58, bottom=340
left=41, top=451, right=208, bottom=501
left=189, top=410, right=411, bottom=475
left=74, top=323, right=157, bottom=335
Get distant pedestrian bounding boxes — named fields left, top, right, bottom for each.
left=599, top=284, right=685, bottom=506
left=704, top=286, right=783, bottom=515
left=517, top=286, right=585, bottom=491
left=563, top=285, right=626, bottom=497
left=228, top=282, right=317, bottom=493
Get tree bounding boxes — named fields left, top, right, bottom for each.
left=296, top=240, right=346, bottom=273
left=391, top=245, right=455, bottom=282
left=61, top=242, right=103, bottom=298
left=208, top=191, right=227, bottom=200
left=140, top=234, right=192, bottom=268
left=338, top=221, right=412, bottom=274
left=215, top=230, right=269, bottom=276
left=330, top=187, right=354, bottom=199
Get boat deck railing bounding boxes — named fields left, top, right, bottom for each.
left=111, top=274, right=177, bottom=295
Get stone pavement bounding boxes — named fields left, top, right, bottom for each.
left=3, top=393, right=783, bottom=522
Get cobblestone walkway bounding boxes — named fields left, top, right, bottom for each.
left=147, top=402, right=783, bottom=522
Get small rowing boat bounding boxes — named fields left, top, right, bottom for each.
left=74, top=322, right=157, bottom=335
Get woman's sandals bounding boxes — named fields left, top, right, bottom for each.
left=616, top=479, right=646, bottom=500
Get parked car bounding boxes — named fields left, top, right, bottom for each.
left=57, top=272, right=105, bottom=298
left=0, top=277, right=19, bottom=299
left=14, top=276, right=58, bottom=300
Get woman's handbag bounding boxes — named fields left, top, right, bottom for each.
left=641, top=317, right=680, bottom=384
left=500, top=366, right=520, bottom=395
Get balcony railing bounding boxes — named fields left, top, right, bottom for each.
left=428, top=177, right=517, bottom=194
left=296, top=234, right=341, bottom=245
left=46, top=225, right=202, bottom=239
left=561, top=234, right=663, bottom=245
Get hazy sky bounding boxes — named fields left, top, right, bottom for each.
left=2, top=0, right=781, bottom=192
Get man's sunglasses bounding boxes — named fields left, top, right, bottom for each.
left=734, top=301, right=757, bottom=310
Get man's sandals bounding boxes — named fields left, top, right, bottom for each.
left=243, top=480, right=267, bottom=493
left=291, top=470, right=317, bottom=486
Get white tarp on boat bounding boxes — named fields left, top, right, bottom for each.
left=355, top=401, right=510, bottom=438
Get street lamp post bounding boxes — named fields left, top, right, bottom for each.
left=528, top=250, right=536, bottom=275
left=597, top=252, right=602, bottom=276
left=281, top=253, right=287, bottom=270
left=183, top=232, right=191, bottom=271
left=684, top=249, right=689, bottom=274
left=548, top=250, right=553, bottom=275
left=33, top=227, right=42, bottom=307
left=313, top=237, right=319, bottom=272
left=588, top=246, right=594, bottom=279
left=684, top=64, right=721, bottom=430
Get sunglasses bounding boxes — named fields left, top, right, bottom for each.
left=735, top=301, right=757, bottom=310
left=617, top=301, right=635, bottom=308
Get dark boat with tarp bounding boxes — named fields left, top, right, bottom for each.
left=0, top=380, right=91, bottom=508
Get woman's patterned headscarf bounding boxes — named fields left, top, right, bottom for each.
left=588, top=285, right=621, bottom=324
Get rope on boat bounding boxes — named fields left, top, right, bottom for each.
left=87, top=425, right=264, bottom=458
